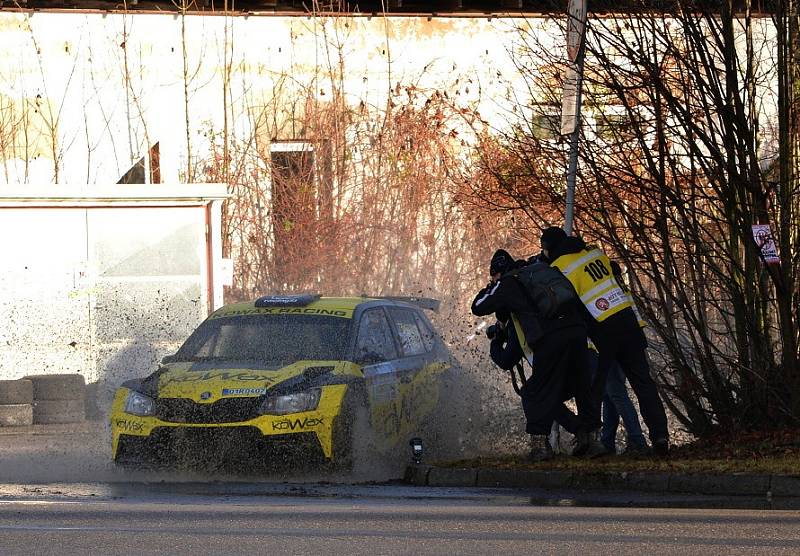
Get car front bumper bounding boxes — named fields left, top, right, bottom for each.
left=110, top=384, right=348, bottom=462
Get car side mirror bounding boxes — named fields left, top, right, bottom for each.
left=161, top=354, right=177, bottom=364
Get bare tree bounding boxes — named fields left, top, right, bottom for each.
left=470, top=7, right=799, bottom=435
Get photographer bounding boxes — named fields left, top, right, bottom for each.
left=472, top=249, right=602, bottom=460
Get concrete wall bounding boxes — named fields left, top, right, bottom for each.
left=0, top=12, right=541, bottom=185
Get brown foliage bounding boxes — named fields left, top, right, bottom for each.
left=199, top=77, right=519, bottom=345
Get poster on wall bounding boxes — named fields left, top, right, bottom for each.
left=752, top=224, right=780, bottom=264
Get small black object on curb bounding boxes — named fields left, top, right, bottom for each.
left=409, top=438, right=424, bottom=465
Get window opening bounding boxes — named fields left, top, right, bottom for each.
left=354, top=309, right=398, bottom=364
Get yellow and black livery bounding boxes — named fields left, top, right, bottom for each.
left=110, top=294, right=451, bottom=467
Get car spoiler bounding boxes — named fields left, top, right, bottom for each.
left=376, top=296, right=441, bottom=313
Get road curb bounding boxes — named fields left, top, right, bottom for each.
left=404, top=465, right=432, bottom=486
left=477, top=468, right=572, bottom=489
left=771, top=475, right=800, bottom=497
left=411, top=465, right=800, bottom=497
left=668, top=473, right=770, bottom=496
left=624, top=472, right=671, bottom=492
left=427, top=467, right=477, bottom=487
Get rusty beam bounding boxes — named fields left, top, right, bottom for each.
left=0, top=0, right=773, bottom=15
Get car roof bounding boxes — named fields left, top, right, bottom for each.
left=209, top=296, right=381, bottom=320
left=209, top=295, right=439, bottom=321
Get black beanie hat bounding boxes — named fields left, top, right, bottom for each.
left=540, top=226, right=568, bottom=251
left=489, top=249, right=514, bottom=275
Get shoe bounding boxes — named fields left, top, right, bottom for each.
left=573, top=430, right=610, bottom=458
left=652, top=438, right=670, bottom=457
left=528, top=435, right=555, bottom=462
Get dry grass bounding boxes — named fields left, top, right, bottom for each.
left=439, top=428, right=800, bottom=476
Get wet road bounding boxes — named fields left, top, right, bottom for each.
left=2, top=425, right=800, bottom=554
left=0, top=483, right=799, bottom=555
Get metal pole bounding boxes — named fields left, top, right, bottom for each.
left=562, top=0, right=586, bottom=235
left=564, top=109, right=580, bottom=234
left=563, top=18, right=586, bottom=236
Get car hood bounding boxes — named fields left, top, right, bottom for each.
left=126, top=360, right=354, bottom=403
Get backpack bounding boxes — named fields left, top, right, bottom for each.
left=507, top=261, right=579, bottom=320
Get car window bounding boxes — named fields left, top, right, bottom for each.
left=355, top=309, right=398, bottom=363
left=414, top=312, right=436, bottom=352
left=388, top=308, right=426, bottom=357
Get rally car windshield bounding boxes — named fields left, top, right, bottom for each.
left=172, top=315, right=351, bottom=365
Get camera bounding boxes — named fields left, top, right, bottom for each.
left=486, top=322, right=507, bottom=341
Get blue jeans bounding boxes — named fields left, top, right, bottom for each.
left=601, top=362, right=648, bottom=452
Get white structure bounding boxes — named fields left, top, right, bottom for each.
left=0, top=185, right=228, bottom=413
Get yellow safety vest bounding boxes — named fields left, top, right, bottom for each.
left=511, top=314, right=535, bottom=366
left=551, top=248, right=632, bottom=322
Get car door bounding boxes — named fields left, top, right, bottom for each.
left=385, top=307, right=437, bottom=440
left=354, top=308, right=401, bottom=444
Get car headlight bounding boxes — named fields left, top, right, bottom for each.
left=124, top=390, right=155, bottom=417
left=259, top=388, right=321, bottom=416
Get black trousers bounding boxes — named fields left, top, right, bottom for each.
left=589, top=309, right=669, bottom=442
left=520, top=326, right=598, bottom=436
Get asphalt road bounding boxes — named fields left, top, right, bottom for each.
left=2, top=424, right=800, bottom=554
left=0, top=483, right=799, bottom=555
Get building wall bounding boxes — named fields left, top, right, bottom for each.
left=0, top=12, right=544, bottom=185
left=0, top=13, right=779, bottom=187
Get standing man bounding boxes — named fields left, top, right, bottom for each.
left=539, top=227, right=670, bottom=456
left=471, top=249, right=602, bottom=460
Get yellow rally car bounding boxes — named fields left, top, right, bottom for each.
left=110, top=294, right=453, bottom=467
